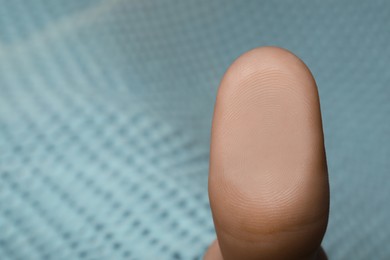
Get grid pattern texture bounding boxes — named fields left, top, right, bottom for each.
left=0, top=0, right=390, bottom=259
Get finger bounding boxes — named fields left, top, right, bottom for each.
left=206, top=47, right=329, bottom=260
left=204, top=240, right=224, bottom=260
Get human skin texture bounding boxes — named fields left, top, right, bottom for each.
left=205, top=47, right=330, bottom=260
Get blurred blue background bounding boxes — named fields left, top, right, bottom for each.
left=0, top=1, right=389, bottom=259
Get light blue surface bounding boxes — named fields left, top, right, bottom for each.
left=0, top=1, right=389, bottom=259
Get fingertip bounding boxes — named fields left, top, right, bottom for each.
left=208, top=46, right=329, bottom=259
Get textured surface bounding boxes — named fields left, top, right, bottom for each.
left=0, top=1, right=389, bottom=259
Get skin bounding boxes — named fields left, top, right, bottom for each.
left=205, top=47, right=330, bottom=260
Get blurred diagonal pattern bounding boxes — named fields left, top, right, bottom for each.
left=0, top=0, right=389, bottom=259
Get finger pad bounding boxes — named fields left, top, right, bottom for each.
left=209, top=47, right=329, bottom=259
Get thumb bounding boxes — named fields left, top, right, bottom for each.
left=205, top=47, right=329, bottom=260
